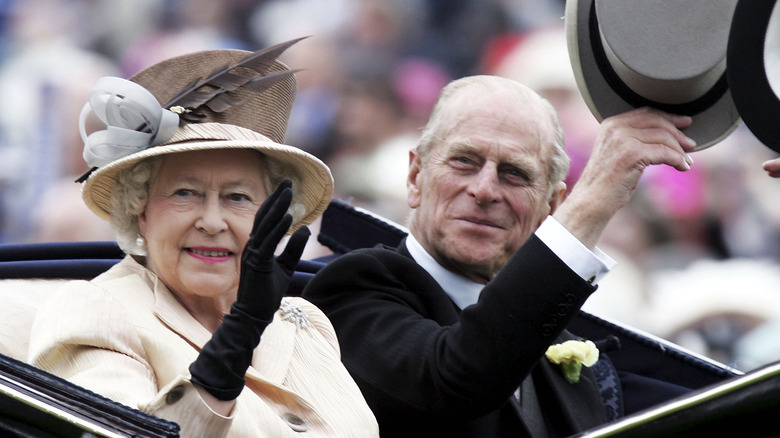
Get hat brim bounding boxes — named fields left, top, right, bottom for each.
left=727, top=0, right=780, bottom=153
left=82, top=125, right=333, bottom=233
left=565, top=0, right=741, bottom=151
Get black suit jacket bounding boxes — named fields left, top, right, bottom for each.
left=304, top=235, right=617, bottom=437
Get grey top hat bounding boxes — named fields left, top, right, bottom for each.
left=565, top=0, right=742, bottom=151
left=727, top=0, right=780, bottom=153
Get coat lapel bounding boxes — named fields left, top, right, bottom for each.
left=153, top=280, right=299, bottom=387
left=533, top=331, right=609, bottom=435
left=150, top=274, right=214, bottom=349
left=247, top=307, right=297, bottom=385
left=139, top=260, right=315, bottom=414
left=514, top=370, right=551, bottom=438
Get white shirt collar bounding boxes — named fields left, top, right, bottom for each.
left=405, top=233, right=484, bottom=309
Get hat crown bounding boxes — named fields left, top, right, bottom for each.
left=128, top=48, right=297, bottom=144
left=566, top=0, right=742, bottom=150
left=597, top=0, right=736, bottom=104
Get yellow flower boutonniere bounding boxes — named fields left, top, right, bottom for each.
left=545, top=340, right=600, bottom=384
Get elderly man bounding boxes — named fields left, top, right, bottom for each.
left=303, top=75, right=694, bottom=437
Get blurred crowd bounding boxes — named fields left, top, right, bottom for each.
left=2, top=0, right=780, bottom=371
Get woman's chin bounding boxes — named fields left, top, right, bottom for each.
left=178, top=275, right=236, bottom=299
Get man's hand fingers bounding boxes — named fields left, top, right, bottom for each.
left=763, top=158, right=780, bottom=178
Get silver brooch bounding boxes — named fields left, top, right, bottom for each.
left=279, top=300, right=311, bottom=330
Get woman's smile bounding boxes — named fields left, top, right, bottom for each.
left=186, top=247, right=234, bottom=263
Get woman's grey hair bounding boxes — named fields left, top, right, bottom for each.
left=109, top=150, right=302, bottom=256
left=417, top=75, right=570, bottom=199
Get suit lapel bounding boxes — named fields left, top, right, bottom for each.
left=395, top=240, right=464, bottom=323
left=514, top=371, right=551, bottom=438
left=534, top=331, right=608, bottom=435
left=509, top=332, right=609, bottom=438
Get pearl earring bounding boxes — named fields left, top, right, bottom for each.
left=136, top=235, right=146, bottom=248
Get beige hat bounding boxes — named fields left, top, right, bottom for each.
left=79, top=38, right=333, bottom=232
left=565, top=0, right=741, bottom=150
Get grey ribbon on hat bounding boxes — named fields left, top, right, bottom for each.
left=79, top=77, right=180, bottom=168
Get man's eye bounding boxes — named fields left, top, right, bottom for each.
left=501, top=167, right=530, bottom=185
left=451, top=156, right=475, bottom=168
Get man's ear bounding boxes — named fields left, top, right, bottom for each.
left=407, top=149, right=423, bottom=209
left=548, top=181, right=567, bottom=215
left=406, top=148, right=422, bottom=209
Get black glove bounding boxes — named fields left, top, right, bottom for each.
left=189, top=179, right=310, bottom=400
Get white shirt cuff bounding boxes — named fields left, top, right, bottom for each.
left=535, top=216, right=616, bottom=284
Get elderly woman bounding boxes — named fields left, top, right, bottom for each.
left=28, top=40, right=378, bottom=437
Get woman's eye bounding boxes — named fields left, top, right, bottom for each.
left=226, top=193, right=251, bottom=203
left=173, top=188, right=197, bottom=197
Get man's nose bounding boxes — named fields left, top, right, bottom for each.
left=467, top=166, right=501, bottom=205
left=195, top=195, right=228, bottom=234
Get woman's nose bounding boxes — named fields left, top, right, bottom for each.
left=195, top=195, right=228, bottom=234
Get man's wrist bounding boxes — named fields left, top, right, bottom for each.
left=535, top=216, right=616, bottom=284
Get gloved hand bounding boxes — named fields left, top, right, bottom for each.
left=189, top=179, right=310, bottom=400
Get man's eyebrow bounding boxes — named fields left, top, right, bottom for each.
left=501, top=156, right=536, bottom=173
left=448, top=142, right=479, bottom=155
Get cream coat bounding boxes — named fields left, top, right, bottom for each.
left=28, top=256, right=378, bottom=437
